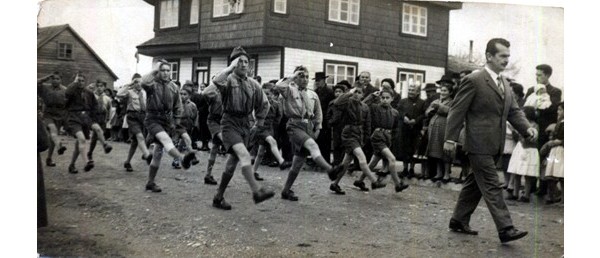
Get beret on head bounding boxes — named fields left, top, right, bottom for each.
left=131, top=73, right=142, bottom=80
left=230, top=46, right=250, bottom=62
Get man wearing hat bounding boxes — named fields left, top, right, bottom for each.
left=274, top=65, right=342, bottom=201
left=314, top=72, right=335, bottom=164
left=140, top=59, right=199, bottom=192
left=208, top=46, right=275, bottom=210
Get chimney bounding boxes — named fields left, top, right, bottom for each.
left=468, top=40, right=473, bottom=63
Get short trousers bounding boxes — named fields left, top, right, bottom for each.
left=66, top=111, right=93, bottom=140
left=220, top=114, right=251, bottom=153
left=341, top=125, right=363, bottom=154
left=371, top=129, right=392, bottom=156
left=126, top=111, right=146, bottom=136
left=286, top=119, right=314, bottom=157
left=207, top=119, right=223, bottom=146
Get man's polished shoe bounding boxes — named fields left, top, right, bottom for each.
left=46, top=158, right=56, bottom=167
left=254, top=172, right=264, bottom=181
left=204, top=175, right=218, bottom=185
left=145, top=182, right=162, bottom=193
left=68, top=164, right=78, bottom=174
left=124, top=162, right=133, bottom=172
left=212, top=197, right=232, bottom=210
left=281, top=189, right=299, bottom=201
left=330, top=183, right=346, bottom=195
left=395, top=183, right=409, bottom=192
left=353, top=181, right=369, bottom=192
left=279, top=161, right=292, bottom=170
left=449, top=219, right=478, bottom=235
left=253, top=188, right=275, bottom=204
left=84, top=161, right=94, bottom=172
left=268, top=161, right=280, bottom=167
left=371, top=181, right=387, bottom=190
left=499, top=227, right=528, bottom=243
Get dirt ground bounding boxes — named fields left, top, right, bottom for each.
left=37, top=137, right=564, bottom=257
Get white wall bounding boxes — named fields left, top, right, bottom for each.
left=210, top=56, right=228, bottom=81
left=179, top=57, right=193, bottom=83
left=257, top=51, right=281, bottom=83
left=283, top=47, right=445, bottom=96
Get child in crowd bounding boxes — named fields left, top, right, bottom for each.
left=541, top=102, right=564, bottom=205
left=507, top=106, right=539, bottom=202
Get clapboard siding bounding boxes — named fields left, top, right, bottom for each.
left=283, top=47, right=444, bottom=95
left=257, top=50, right=281, bottom=82
left=179, top=57, right=194, bottom=82
left=37, top=29, right=116, bottom=89
left=265, top=0, right=451, bottom=68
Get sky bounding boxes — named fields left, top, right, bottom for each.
left=37, top=0, right=564, bottom=91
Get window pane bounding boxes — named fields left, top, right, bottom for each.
left=416, top=74, right=423, bottom=83
left=403, top=14, right=409, bottom=23
left=412, top=16, right=417, bottom=24
left=347, top=66, right=354, bottom=77
left=341, top=2, right=348, bottom=11
left=403, top=24, right=409, bottom=32
left=326, top=77, right=334, bottom=85
left=326, top=64, right=335, bottom=76
left=340, top=11, right=348, bottom=21
left=351, top=3, right=359, bottom=13
left=329, top=9, right=338, bottom=20
left=420, top=17, right=426, bottom=26
left=412, top=6, right=418, bottom=15
left=421, top=7, right=427, bottom=17
left=412, top=25, right=417, bottom=32
left=400, top=73, right=406, bottom=81
left=350, top=13, right=358, bottom=23
left=420, top=26, right=425, bottom=34
left=337, top=66, right=346, bottom=77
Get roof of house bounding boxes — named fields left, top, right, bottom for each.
left=38, top=24, right=119, bottom=80
left=142, top=0, right=462, bottom=9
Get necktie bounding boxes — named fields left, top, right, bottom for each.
left=496, top=76, right=504, bottom=95
left=299, top=89, right=309, bottom=118
left=139, top=90, right=146, bottom=111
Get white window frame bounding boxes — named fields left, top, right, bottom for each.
left=190, top=0, right=200, bottom=24
left=328, top=0, right=360, bottom=25
left=160, top=0, right=179, bottom=29
left=402, top=3, right=427, bottom=37
left=167, top=60, right=179, bottom=81
left=273, top=0, right=287, bottom=14
left=397, top=69, right=425, bottom=97
left=57, top=42, right=73, bottom=59
left=213, top=0, right=245, bottom=18
left=325, top=61, right=357, bottom=86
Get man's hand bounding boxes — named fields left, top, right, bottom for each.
left=314, top=128, right=321, bottom=139
left=526, top=127, right=538, bottom=142
left=443, top=141, right=457, bottom=161
left=228, top=57, right=240, bottom=71
left=39, top=74, right=53, bottom=84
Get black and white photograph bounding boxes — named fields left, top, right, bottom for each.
left=27, top=0, right=575, bottom=256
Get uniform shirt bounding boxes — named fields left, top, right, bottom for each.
left=180, top=99, right=198, bottom=128
left=203, top=83, right=224, bottom=121
left=38, top=83, right=67, bottom=110
left=334, top=92, right=371, bottom=137
left=93, top=91, right=112, bottom=114
left=264, top=99, right=282, bottom=128
left=140, top=73, right=183, bottom=118
left=212, top=72, right=268, bottom=126
left=274, top=78, right=323, bottom=130
left=369, top=103, right=400, bottom=131
left=116, top=85, right=147, bottom=112
left=65, top=82, right=98, bottom=113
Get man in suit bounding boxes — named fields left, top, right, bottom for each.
left=443, top=38, right=538, bottom=243
left=314, top=72, right=335, bottom=164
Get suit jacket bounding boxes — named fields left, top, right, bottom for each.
left=445, top=69, right=531, bottom=155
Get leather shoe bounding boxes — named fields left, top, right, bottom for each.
left=281, top=189, right=299, bottom=201
left=253, top=188, right=275, bottom=204
left=172, top=161, right=181, bottom=169
left=46, top=158, right=56, bottom=167
left=145, top=182, right=162, bottom=193
left=254, top=172, right=264, bottom=181
left=204, top=175, right=218, bottom=185
left=395, top=183, right=409, bottom=192
left=279, top=161, right=292, bottom=170
left=353, top=181, right=369, bottom=191
left=327, top=165, right=343, bottom=181
left=57, top=143, right=67, bottom=155
left=371, top=181, right=387, bottom=190
left=103, top=143, right=113, bottom=154
left=212, top=197, right=232, bottom=210
left=330, top=184, right=346, bottom=195
left=84, top=161, right=94, bottom=172
left=68, top=164, right=78, bottom=174
left=499, top=227, right=528, bottom=243
left=407, top=168, right=415, bottom=179
left=268, top=161, right=279, bottom=167
left=182, top=152, right=196, bottom=169
left=124, top=162, right=133, bottom=172
left=449, top=219, right=478, bottom=235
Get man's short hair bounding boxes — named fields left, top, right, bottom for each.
left=485, top=38, right=510, bottom=56
left=536, top=64, right=553, bottom=77
left=293, top=65, right=308, bottom=73
left=359, top=71, right=371, bottom=77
